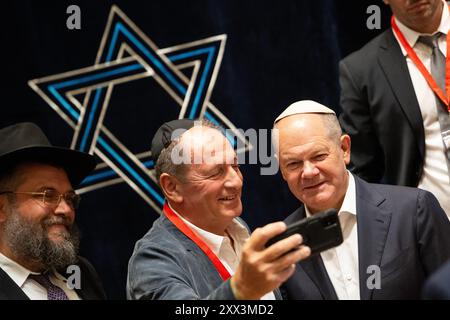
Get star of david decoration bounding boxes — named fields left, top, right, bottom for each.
left=28, top=5, right=251, bottom=214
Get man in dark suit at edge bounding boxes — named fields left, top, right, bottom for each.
left=339, top=0, right=450, bottom=218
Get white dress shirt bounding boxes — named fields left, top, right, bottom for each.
left=169, top=204, right=276, bottom=300
left=0, top=252, right=80, bottom=300
left=305, top=172, right=360, bottom=300
left=392, top=0, right=450, bottom=219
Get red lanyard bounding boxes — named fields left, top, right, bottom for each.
left=163, top=202, right=231, bottom=281
left=391, top=15, right=450, bottom=112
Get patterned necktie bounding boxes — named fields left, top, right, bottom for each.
left=29, top=273, right=69, bottom=300
left=418, top=33, right=450, bottom=180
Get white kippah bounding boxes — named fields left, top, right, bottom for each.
left=274, top=100, right=336, bottom=125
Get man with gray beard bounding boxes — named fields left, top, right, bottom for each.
left=3, top=202, right=80, bottom=272
left=0, top=122, right=106, bottom=300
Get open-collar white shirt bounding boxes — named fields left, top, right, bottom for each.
left=305, top=171, right=359, bottom=300
left=169, top=203, right=276, bottom=300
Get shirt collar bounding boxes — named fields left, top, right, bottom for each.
left=0, top=252, right=66, bottom=289
left=394, top=0, right=450, bottom=56
left=305, top=171, right=357, bottom=217
left=0, top=252, right=33, bottom=288
left=340, top=171, right=357, bottom=216
left=167, top=203, right=249, bottom=257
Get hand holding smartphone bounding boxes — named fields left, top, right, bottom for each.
left=266, top=209, right=343, bottom=255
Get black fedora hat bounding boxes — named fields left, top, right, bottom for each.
left=0, top=122, right=97, bottom=187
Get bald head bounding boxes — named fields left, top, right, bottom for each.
left=178, top=125, right=235, bottom=166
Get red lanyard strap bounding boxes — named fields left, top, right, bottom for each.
left=163, top=202, right=231, bottom=281
left=391, top=14, right=450, bottom=112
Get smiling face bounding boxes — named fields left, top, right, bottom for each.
left=166, top=126, right=243, bottom=235
left=6, top=163, right=75, bottom=239
left=276, top=114, right=351, bottom=214
left=384, top=0, right=443, bottom=33
left=0, top=162, right=79, bottom=271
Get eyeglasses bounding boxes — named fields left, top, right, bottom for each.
left=0, top=189, right=81, bottom=210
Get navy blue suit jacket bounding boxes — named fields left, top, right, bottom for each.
left=282, top=176, right=450, bottom=300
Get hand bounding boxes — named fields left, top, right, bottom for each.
left=230, top=221, right=310, bottom=300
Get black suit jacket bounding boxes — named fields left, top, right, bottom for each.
left=0, top=256, right=106, bottom=300
left=423, top=259, right=450, bottom=299
left=339, top=28, right=425, bottom=186
left=282, top=176, right=450, bottom=300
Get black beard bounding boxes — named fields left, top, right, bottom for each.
left=3, top=210, right=80, bottom=271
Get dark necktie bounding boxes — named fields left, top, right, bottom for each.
left=418, top=33, right=450, bottom=180
left=29, top=273, right=69, bottom=300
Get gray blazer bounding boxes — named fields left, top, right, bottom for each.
left=127, top=213, right=282, bottom=300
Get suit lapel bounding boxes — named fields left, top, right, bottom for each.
left=294, top=207, right=338, bottom=300
left=378, top=29, right=425, bottom=158
left=354, top=177, right=392, bottom=300
left=0, top=267, right=30, bottom=300
left=273, top=288, right=283, bottom=300
left=60, top=256, right=106, bottom=300
left=162, top=215, right=225, bottom=284
left=301, top=256, right=338, bottom=300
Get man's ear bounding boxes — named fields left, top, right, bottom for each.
left=340, top=134, right=351, bottom=166
left=159, top=173, right=183, bottom=204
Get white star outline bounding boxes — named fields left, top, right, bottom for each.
left=28, top=5, right=251, bottom=214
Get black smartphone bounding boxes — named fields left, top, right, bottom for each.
left=266, top=208, right=343, bottom=255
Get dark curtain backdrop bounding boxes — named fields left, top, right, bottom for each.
left=1, top=0, right=391, bottom=299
